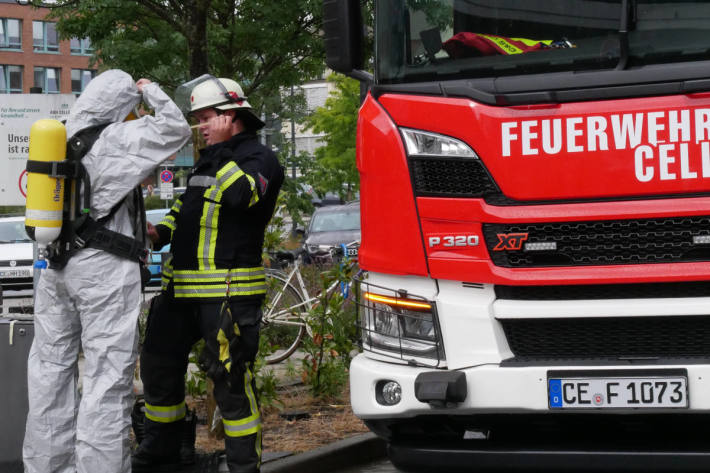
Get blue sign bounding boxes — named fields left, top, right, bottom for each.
left=160, top=169, right=174, bottom=183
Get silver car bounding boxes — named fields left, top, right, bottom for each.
left=303, top=202, right=360, bottom=263
left=0, top=216, right=34, bottom=314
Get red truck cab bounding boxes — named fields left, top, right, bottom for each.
left=324, top=1, right=710, bottom=471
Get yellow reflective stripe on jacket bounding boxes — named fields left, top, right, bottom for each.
left=173, top=267, right=265, bottom=282
left=173, top=281, right=267, bottom=298
left=172, top=266, right=266, bottom=298
left=144, top=401, right=186, bottom=423
left=159, top=214, right=176, bottom=231
left=161, top=256, right=173, bottom=290
left=217, top=162, right=244, bottom=194
left=215, top=162, right=260, bottom=207
left=204, top=186, right=223, bottom=203
left=198, top=200, right=221, bottom=271
left=158, top=199, right=181, bottom=235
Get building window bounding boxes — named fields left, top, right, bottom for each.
left=71, top=69, right=95, bottom=94
left=0, top=65, right=23, bottom=93
left=33, top=21, right=58, bottom=53
left=34, top=67, right=60, bottom=94
left=70, top=37, right=93, bottom=55
left=0, top=18, right=21, bottom=50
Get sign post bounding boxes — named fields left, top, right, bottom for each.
left=159, top=169, right=174, bottom=206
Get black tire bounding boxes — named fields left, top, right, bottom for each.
left=262, top=271, right=307, bottom=364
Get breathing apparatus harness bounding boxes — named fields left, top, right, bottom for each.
left=25, top=123, right=149, bottom=271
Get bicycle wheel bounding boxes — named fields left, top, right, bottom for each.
left=262, top=270, right=308, bottom=364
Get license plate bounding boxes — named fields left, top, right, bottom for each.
left=549, top=375, right=688, bottom=409
left=0, top=269, right=31, bottom=278
left=346, top=248, right=358, bottom=256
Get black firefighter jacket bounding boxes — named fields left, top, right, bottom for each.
left=154, top=131, right=284, bottom=302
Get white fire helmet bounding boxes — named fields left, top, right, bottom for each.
left=176, top=74, right=265, bottom=130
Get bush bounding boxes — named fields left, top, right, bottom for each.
left=144, top=195, right=177, bottom=210
left=298, top=259, right=359, bottom=399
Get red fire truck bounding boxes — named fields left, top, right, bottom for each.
left=324, top=0, right=710, bottom=471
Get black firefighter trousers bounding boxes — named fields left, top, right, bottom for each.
left=139, top=290, right=262, bottom=473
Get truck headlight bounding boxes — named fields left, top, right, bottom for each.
left=362, top=291, right=443, bottom=360
left=401, top=128, right=476, bottom=158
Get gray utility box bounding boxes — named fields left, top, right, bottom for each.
left=0, top=318, right=33, bottom=473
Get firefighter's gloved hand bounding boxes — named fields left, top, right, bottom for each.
left=198, top=345, right=227, bottom=382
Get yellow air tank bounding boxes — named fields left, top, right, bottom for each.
left=25, top=119, right=66, bottom=268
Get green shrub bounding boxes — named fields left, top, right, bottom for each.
left=299, top=259, right=359, bottom=399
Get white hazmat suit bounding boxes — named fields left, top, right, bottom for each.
left=23, top=69, right=191, bottom=473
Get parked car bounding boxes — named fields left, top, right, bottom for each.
left=0, top=216, right=34, bottom=313
left=303, top=202, right=360, bottom=262
left=145, top=209, right=171, bottom=287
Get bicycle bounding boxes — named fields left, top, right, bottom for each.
left=261, top=241, right=360, bottom=364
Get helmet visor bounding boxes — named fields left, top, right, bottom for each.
left=174, top=74, right=231, bottom=115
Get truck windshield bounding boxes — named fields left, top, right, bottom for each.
left=377, top=0, right=710, bottom=84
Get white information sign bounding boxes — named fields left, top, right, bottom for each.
left=0, top=94, right=76, bottom=206
left=160, top=182, right=174, bottom=200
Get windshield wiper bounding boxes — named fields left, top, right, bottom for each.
left=617, top=0, right=637, bottom=70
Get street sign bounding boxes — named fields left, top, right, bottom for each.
left=160, top=182, right=173, bottom=200
left=160, top=169, right=174, bottom=183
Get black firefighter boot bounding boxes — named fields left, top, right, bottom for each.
left=225, top=433, right=261, bottom=473
left=132, top=417, right=184, bottom=472
left=180, top=407, right=197, bottom=465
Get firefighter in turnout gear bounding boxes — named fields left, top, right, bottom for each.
left=133, top=75, right=284, bottom=473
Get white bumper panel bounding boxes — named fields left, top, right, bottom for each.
left=350, top=354, right=710, bottom=419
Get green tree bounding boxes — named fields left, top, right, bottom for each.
left=302, top=74, right=361, bottom=200
left=29, top=0, right=326, bottom=110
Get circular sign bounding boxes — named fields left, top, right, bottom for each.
left=160, top=169, right=174, bottom=184
left=19, top=169, right=27, bottom=198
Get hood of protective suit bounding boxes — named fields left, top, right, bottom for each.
left=65, top=69, right=141, bottom=139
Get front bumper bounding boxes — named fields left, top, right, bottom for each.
left=350, top=354, right=710, bottom=416
left=352, top=355, right=710, bottom=471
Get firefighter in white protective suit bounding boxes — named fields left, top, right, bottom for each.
left=22, top=69, right=191, bottom=473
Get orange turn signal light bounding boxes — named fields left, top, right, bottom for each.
left=364, top=292, right=432, bottom=310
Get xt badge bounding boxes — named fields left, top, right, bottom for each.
left=493, top=233, right=528, bottom=251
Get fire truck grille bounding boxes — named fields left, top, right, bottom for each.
left=494, top=281, right=710, bottom=300
left=410, top=157, right=500, bottom=197
left=500, top=316, right=710, bottom=360
left=483, top=216, right=710, bottom=267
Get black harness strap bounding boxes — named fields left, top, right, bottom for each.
left=25, top=160, right=80, bottom=179
left=76, top=187, right=148, bottom=262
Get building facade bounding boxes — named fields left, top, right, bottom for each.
left=0, top=0, right=96, bottom=95
left=282, top=78, right=334, bottom=157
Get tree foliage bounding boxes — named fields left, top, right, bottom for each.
left=302, top=74, right=361, bottom=199
left=32, top=0, right=326, bottom=112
